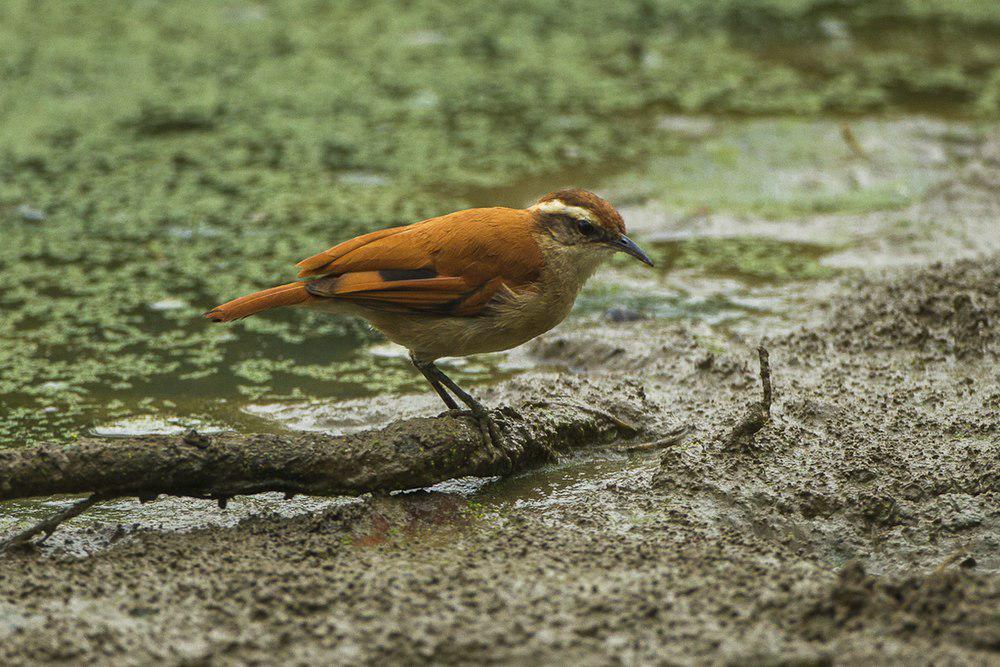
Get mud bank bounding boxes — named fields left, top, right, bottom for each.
left=1, top=253, right=997, bottom=665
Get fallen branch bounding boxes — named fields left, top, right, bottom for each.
left=722, top=345, right=773, bottom=449
left=1, top=390, right=650, bottom=549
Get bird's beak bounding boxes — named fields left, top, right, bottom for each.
left=611, top=235, right=654, bottom=267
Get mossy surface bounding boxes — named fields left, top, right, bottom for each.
left=0, top=1, right=997, bottom=444
left=656, top=237, right=836, bottom=283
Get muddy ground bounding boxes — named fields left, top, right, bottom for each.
left=1, top=145, right=998, bottom=665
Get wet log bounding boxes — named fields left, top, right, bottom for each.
left=0, top=393, right=646, bottom=507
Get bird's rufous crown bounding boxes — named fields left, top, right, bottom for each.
left=530, top=188, right=626, bottom=235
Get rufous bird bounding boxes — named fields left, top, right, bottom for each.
left=205, top=188, right=653, bottom=449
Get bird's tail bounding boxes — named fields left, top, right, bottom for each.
left=204, top=282, right=311, bottom=322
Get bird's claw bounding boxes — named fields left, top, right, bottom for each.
left=438, top=407, right=511, bottom=471
left=466, top=409, right=513, bottom=474
left=478, top=413, right=512, bottom=474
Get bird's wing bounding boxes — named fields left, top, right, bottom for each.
left=295, top=225, right=413, bottom=277
left=296, top=208, right=542, bottom=317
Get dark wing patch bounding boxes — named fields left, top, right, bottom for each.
left=378, top=268, right=437, bottom=281
left=305, top=271, right=478, bottom=314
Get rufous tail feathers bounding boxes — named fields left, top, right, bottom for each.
left=204, top=282, right=310, bottom=322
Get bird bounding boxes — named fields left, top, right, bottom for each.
left=205, top=188, right=653, bottom=452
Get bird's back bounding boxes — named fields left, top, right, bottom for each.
left=206, top=207, right=546, bottom=325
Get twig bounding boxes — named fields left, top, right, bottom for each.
left=933, top=548, right=976, bottom=574
left=722, top=345, right=773, bottom=449
left=526, top=400, right=642, bottom=434
left=615, top=424, right=691, bottom=453
left=0, top=494, right=104, bottom=553
left=758, top=345, right=772, bottom=415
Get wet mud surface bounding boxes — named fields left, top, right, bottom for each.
left=2, top=144, right=999, bottom=664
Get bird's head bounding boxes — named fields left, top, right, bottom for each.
left=529, top=188, right=653, bottom=268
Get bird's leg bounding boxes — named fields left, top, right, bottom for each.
left=410, top=353, right=460, bottom=411
left=411, top=357, right=510, bottom=470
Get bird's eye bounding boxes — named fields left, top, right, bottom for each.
left=576, top=219, right=596, bottom=236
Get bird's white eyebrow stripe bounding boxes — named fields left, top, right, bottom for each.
left=528, top=199, right=597, bottom=223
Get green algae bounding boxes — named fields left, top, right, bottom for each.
left=0, top=1, right=997, bottom=444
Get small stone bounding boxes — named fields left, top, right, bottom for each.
left=604, top=305, right=644, bottom=322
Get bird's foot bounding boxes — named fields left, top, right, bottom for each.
left=444, top=406, right=511, bottom=473
left=477, top=411, right=512, bottom=474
